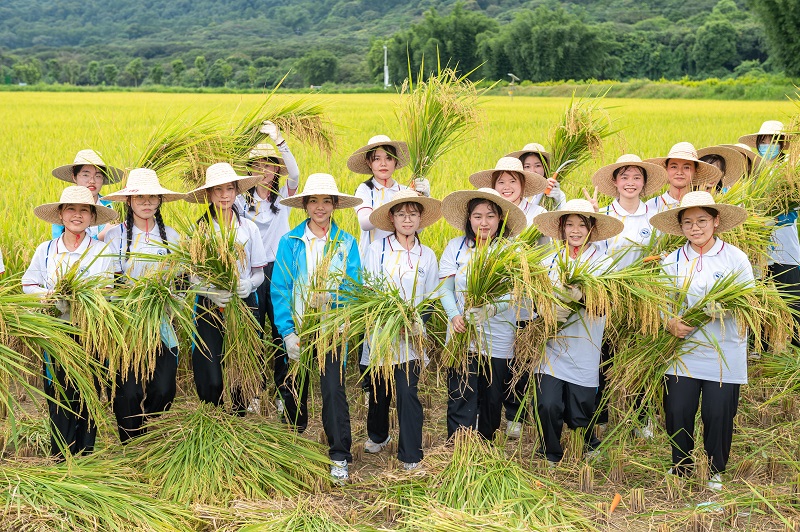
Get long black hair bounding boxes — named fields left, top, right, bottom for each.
left=361, top=144, right=398, bottom=190
left=558, top=213, right=596, bottom=241
left=245, top=157, right=282, bottom=215
left=125, top=197, right=169, bottom=257
left=197, top=203, right=241, bottom=225
left=464, top=198, right=509, bottom=242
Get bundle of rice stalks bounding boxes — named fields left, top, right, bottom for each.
left=114, top=266, right=198, bottom=381
left=0, top=455, right=199, bottom=531
left=396, top=58, right=485, bottom=182
left=162, top=217, right=264, bottom=403
left=235, top=498, right=375, bottom=532
left=130, top=403, right=330, bottom=504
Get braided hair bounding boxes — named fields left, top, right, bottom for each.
left=245, top=157, right=281, bottom=215
left=125, top=196, right=170, bottom=258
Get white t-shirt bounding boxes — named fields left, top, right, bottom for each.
left=597, top=200, right=655, bottom=270
left=235, top=183, right=291, bottom=263
left=105, top=223, right=181, bottom=279
left=361, top=235, right=439, bottom=365
left=22, top=234, right=113, bottom=292
left=518, top=197, right=547, bottom=226
left=536, top=243, right=611, bottom=387
left=661, top=239, right=753, bottom=384
left=644, top=191, right=680, bottom=214
left=438, top=236, right=517, bottom=359
left=354, top=179, right=407, bottom=258
left=210, top=217, right=268, bottom=279
left=770, top=218, right=800, bottom=266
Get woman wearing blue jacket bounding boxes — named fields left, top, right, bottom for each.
left=271, top=172, right=362, bottom=484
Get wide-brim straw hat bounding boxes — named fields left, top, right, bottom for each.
left=468, top=156, right=547, bottom=197
left=247, top=143, right=286, bottom=177
left=645, top=142, right=723, bottom=188
left=441, top=188, right=527, bottom=237
left=347, top=135, right=410, bottom=175
left=280, top=173, right=362, bottom=210
left=738, top=120, right=786, bottom=149
left=34, top=186, right=119, bottom=226
left=102, top=168, right=185, bottom=202
left=720, top=143, right=762, bottom=169
left=52, top=149, right=125, bottom=184
left=649, top=191, right=747, bottom=236
left=184, top=162, right=262, bottom=204
left=697, top=145, right=747, bottom=189
left=369, top=189, right=442, bottom=232
left=505, top=143, right=552, bottom=169
left=591, top=154, right=668, bottom=198
left=533, top=199, right=624, bottom=243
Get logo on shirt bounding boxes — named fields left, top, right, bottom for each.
left=157, top=249, right=167, bottom=256
left=713, top=271, right=724, bottom=280
left=639, top=228, right=651, bottom=238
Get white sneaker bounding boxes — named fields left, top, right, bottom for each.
left=364, top=391, right=371, bottom=408
left=708, top=473, right=723, bottom=491
left=402, top=462, right=419, bottom=471
left=634, top=420, right=654, bottom=440
left=331, top=460, right=349, bottom=484
left=506, top=421, right=523, bottom=439
left=275, top=398, right=285, bottom=415
left=246, top=397, right=261, bottom=414
left=364, top=436, right=391, bottom=454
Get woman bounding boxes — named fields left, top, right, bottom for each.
left=235, top=121, right=300, bottom=416
left=271, top=173, right=362, bottom=483
left=590, top=154, right=668, bottom=434
left=697, top=145, right=747, bottom=193
left=649, top=191, right=751, bottom=490
left=506, top=143, right=567, bottom=209
left=362, top=189, right=441, bottom=470
left=184, top=163, right=266, bottom=414
left=21, top=185, right=119, bottom=456
left=469, top=156, right=548, bottom=438
left=644, top=143, right=722, bottom=213
left=104, top=168, right=184, bottom=442
left=532, top=199, right=623, bottom=465
left=439, top=188, right=527, bottom=440
left=51, top=149, right=124, bottom=241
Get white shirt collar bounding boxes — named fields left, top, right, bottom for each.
left=387, top=234, right=422, bottom=256
left=611, top=199, right=647, bottom=216
left=683, top=237, right=725, bottom=259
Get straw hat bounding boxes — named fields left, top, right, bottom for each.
left=184, top=162, right=263, bottom=204
left=696, top=145, right=747, bottom=189
left=533, top=199, right=624, bottom=243
left=441, top=188, right=527, bottom=237
left=369, top=189, right=442, bottom=232
left=52, top=149, right=125, bottom=184
left=247, top=143, right=286, bottom=177
left=347, top=135, right=410, bottom=175
left=102, top=168, right=186, bottom=202
left=649, top=191, right=747, bottom=236
left=34, top=186, right=119, bottom=226
left=720, top=143, right=762, bottom=169
left=468, top=157, right=547, bottom=197
left=591, top=154, right=668, bottom=198
left=738, top=120, right=786, bottom=149
left=280, top=173, right=362, bottom=210
left=505, top=143, right=552, bottom=169
left=645, top=142, right=723, bottom=188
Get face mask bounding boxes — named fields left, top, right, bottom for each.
left=758, top=143, right=781, bottom=160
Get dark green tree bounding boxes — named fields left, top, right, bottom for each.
left=294, top=50, right=338, bottom=85
left=87, top=60, right=100, bottom=85
left=194, top=55, right=207, bottom=86
left=103, top=63, right=118, bottom=85
left=747, top=0, right=800, bottom=75
left=150, top=63, right=164, bottom=84
left=125, top=57, right=145, bottom=86
left=171, top=59, right=185, bottom=84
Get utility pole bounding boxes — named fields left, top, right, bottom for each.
left=384, top=45, right=390, bottom=89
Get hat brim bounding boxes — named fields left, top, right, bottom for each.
left=643, top=157, right=723, bottom=188
left=591, top=160, right=668, bottom=198
left=737, top=132, right=787, bottom=149
left=533, top=209, right=624, bottom=243
left=34, top=201, right=120, bottom=226
left=649, top=202, right=747, bottom=236
left=697, top=146, right=747, bottom=189
left=505, top=149, right=552, bottom=170
left=369, top=195, right=442, bottom=232
left=52, top=164, right=125, bottom=185
left=247, top=155, right=287, bottom=178
left=719, top=144, right=762, bottom=169
left=441, top=190, right=528, bottom=238
left=279, top=192, right=363, bottom=210
left=347, top=141, right=410, bottom=175
left=184, top=174, right=263, bottom=204
left=468, top=169, right=547, bottom=197
left=103, top=186, right=185, bottom=203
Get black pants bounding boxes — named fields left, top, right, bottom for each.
left=259, top=262, right=291, bottom=404
left=769, top=263, right=800, bottom=347
left=536, top=373, right=600, bottom=462
left=113, top=343, right=178, bottom=443
left=43, top=353, right=100, bottom=457
left=284, top=348, right=352, bottom=462
left=505, top=322, right=531, bottom=423
left=663, top=374, right=740, bottom=475
left=367, top=361, right=423, bottom=463
left=447, top=356, right=510, bottom=440
left=192, top=294, right=257, bottom=414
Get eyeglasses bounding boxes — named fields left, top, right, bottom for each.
left=681, top=218, right=712, bottom=230
left=132, top=195, right=159, bottom=204
left=393, top=212, right=420, bottom=221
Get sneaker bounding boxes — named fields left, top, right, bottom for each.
left=547, top=460, right=558, bottom=469
left=331, top=460, right=349, bottom=484
left=708, top=473, right=723, bottom=491
left=364, top=391, right=371, bottom=408
left=275, top=398, right=285, bottom=415
left=364, top=436, right=391, bottom=454
left=246, top=397, right=261, bottom=414
left=402, top=462, right=419, bottom=471
left=505, top=421, right=523, bottom=440
left=584, top=448, right=601, bottom=460
left=634, top=420, right=654, bottom=440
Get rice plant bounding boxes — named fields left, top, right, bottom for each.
left=235, top=498, right=376, bottom=532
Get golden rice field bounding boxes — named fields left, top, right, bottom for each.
left=2, top=92, right=800, bottom=531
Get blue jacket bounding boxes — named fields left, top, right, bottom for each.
left=271, top=219, right=361, bottom=339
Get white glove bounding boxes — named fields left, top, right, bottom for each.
left=554, top=303, right=572, bottom=322
left=236, top=277, right=253, bottom=298
left=284, top=333, right=301, bottom=361
left=308, top=291, right=332, bottom=309
left=703, top=301, right=727, bottom=320
left=546, top=178, right=561, bottom=198
left=260, top=120, right=285, bottom=145
left=413, top=178, right=431, bottom=197
left=54, top=299, right=70, bottom=315
left=465, top=304, right=497, bottom=326
left=555, top=282, right=583, bottom=303
left=206, top=287, right=233, bottom=308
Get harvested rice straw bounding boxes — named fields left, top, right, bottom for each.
left=236, top=498, right=369, bottom=532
